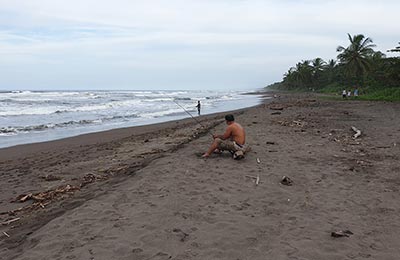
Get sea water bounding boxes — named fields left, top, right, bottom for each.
left=0, top=90, right=264, bottom=148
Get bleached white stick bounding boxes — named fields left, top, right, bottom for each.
left=3, top=231, right=10, bottom=238
left=351, top=126, right=361, bottom=139
left=256, top=175, right=260, bottom=185
left=1, top=217, right=20, bottom=226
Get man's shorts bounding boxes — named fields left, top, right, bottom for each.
left=215, top=138, right=244, bottom=152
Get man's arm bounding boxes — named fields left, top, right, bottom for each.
left=214, top=126, right=232, bottom=140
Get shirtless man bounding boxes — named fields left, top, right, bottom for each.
left=202, top=114, right=246, bottom=159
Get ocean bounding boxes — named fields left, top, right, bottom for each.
left=0, top=90, right=264, bottom=148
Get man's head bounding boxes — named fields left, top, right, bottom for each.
left=225, top=114, right=234, bottom=124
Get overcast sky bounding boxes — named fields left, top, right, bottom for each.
left=0, top=0, right=399, bottom=91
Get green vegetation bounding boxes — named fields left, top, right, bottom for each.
left=268, top=34, right=400, bottom=101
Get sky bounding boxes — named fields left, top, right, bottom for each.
left=0, top=0, right=399, bottom=91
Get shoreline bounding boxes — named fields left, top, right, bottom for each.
left=1, top=92, right=400, bottom=259
left=0, top=100, right=265, bottom=159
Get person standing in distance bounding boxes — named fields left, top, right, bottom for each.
left=196, top=100, right=201, bottom=116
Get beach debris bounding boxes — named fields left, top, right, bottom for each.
left=331, top=230, right=353, bottom=238
left=256, top=158, right=261, bottom=164
left=3, top=231, right=10, bottom=238
left=40, top=174, right=62, bottom=181
left=245, top=175, right=258, bottom=179
left=13, top=184, right=79, bottom=204
left=80, top=173, right=108, bottom=187
left=81, top=173, right=96, bottom=188
left=245, top=175, right=261, bottom=185
left=351, top=126, right=361, bottom=139
left=293, top=120, right=305, bottom=127
left=1, top=217, right=20, bottom=226
left=172, top=228, right=189, bottom=242
left=270, top=105, right=284, bottom=111
left=280, top=176, right=293, bottom=186
left=375, top=145, right=391, bottom=149
left=277, top=120, right=306, bottom=128
left=15, top=194, right=33, bottom=203
left=233, top=150, right=244, bottom=160
left=0, top=206, right=23, bottom=217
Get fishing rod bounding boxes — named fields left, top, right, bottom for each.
left=172, top=100, right=214, bottom=137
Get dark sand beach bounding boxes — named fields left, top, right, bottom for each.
left=1, top=93, right=399, bottom=259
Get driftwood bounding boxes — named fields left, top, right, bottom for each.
left=1, top=217, right=20, bottom=226
left=270, top=106, right=284, bottom=111
left=351, top=126, right=361, bottom=139
left=13, top=185, right=79, bottom=204
left=278, top=120, right=306, bottom=128
left=3, top=231, right=10, bottom=238
left=331, top=230, right=353, bottom=238
left=256, top=175, right=260, bottom=185
left=40, top=174, right=62, bottom=181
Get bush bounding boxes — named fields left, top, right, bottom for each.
left=359, top=87, right=400, bottom=101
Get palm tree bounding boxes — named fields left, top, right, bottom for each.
left=311, top=58, right=327, bottom=75
left=324, top=59, right=337, bottom=84
left=336, top=33, right=376, bottom=85
left=327, top=59, right=337, bottom=69
left=310, top=58, right=326, bottom=88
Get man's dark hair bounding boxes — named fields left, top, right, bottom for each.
left=225, top=114, right=234, bottom=122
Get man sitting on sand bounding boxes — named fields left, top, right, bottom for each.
left=202, top=114, right=246, bottom=159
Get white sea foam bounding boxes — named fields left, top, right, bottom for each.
left=0, top=90, right=263, bottom=148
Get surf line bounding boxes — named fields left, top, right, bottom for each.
left=172, top=100, right=214, bottom=138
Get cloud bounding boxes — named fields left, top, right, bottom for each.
left=0, top=0, right=399, bottom=90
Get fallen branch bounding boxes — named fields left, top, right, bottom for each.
left=1, top=217, right=20, bottom=226
left=351, top=126, right=361, bottom=139
left=3, top=231, right=10, bottom=238
left=256, top=175, right=260, bottom=185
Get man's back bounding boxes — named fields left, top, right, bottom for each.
left=228, top=122, right=245, bottom=145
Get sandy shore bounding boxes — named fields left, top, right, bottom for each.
left=1, top=93, right=400, bottom=259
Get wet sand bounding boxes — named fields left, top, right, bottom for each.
left=1, top=93, right=399, bottom=259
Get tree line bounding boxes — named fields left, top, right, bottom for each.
left=276, top=34, right=400, bottom=92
